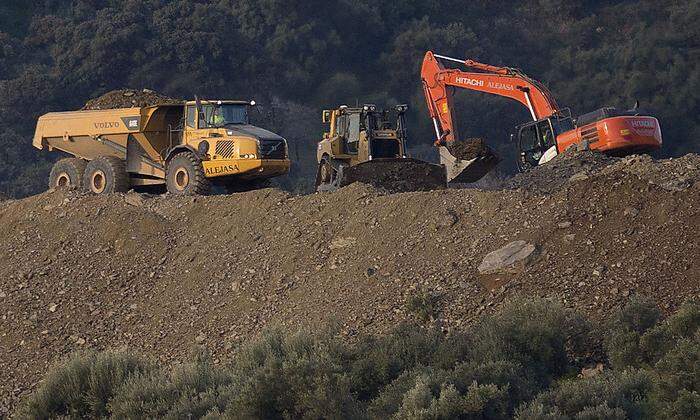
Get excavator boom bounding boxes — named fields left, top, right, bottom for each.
left=421, top=51, right=559, bottom=144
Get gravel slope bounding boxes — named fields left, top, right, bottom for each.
left=0, top=152, right=698, bottom=414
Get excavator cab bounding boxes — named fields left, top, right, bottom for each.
left=516, top=110, right=574, bottom=170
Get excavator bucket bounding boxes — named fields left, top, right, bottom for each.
left=440, top=138, right=500, bottom=183
left=333, top=158, right=447, bottom=193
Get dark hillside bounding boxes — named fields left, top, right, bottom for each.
left=0, top=0, right=698, bottom=196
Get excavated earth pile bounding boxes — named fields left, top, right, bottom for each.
left=446, top=137, right=494, bottom=160
left=0, top=152, right=698, bottom=414
left=81, top=89, right=179, bottom=110
left=504, top=149, right=700, bottom=194
left=341, top=159, right=447, bottom=193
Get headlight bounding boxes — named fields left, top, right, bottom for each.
left=197, top=140, right=209, bottom=156
left=227, top=130, right=234, bottom=136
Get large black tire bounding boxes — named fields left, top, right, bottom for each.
left=83, top=156, right=129, bottom=194
left=166, top=152, right=210, bottom=195
left=48, top=158, right=87, bottom=190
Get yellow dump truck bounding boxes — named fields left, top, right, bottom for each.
left=33, top=99, right=290, bottom=195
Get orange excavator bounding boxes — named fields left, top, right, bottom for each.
left=421, top=51, right=662, bottom=181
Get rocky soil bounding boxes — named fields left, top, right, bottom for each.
left=81, top=89, right=180, bottom=110
left=341, top=159, right=447, bottom=193
left=0, top=151, right=698, bottom=415
left=446, top=137, right=495, bottom=161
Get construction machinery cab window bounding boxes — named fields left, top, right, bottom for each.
left=186, top=106, right=196, bottom=128
left=346, top=113, right=360, bottom=154
left=519, top=120, right=557, bottom=166
left=551, top=115, right=574, bottom=136
left=335, top=114, right=347, bottom=138
left=519, top=123, right=541, bottom=166
left=199, top=104, right=248, bottom=128
left=538, top=120, right=555, bottom=149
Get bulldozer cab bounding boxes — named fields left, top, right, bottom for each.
left=320, top=105, right=407, bottom=163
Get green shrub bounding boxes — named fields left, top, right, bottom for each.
left=515, top=370, right=653, bottom=420
left=108, top=350, right=232, bottom=419
left=605, top=297, right=662, bottom=368
left=657, top=390, right=700, bottom=419
left=616, top=297, right=661, bottom=335
left=368, top=360, right=535, bottom=418
left=393, top=379, right=509, bottom=420
left=22, top=298, right=697, bottom=419
left=573, top=403, right=627, bottom=420
left=648, top=334, right=700, bottom=417
left=469, top=298, right=586, bottom=386
left=18, top=350, right=154, bottom=419
left=368, top=367, right=444, bottom=419
left=222, top=328, right=362, bottom=419
left=606, top=299, right=700, bottom=369
left=349, top=324, right=472, bottom=402
left=406, top=289, right=442, bottom=323
left=663, top=301, right=700, bottom=338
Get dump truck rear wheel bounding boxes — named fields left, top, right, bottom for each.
left=48, top=158, right=87, bottom=190
left=166, top=152, right=210, bottom=195
left=83, top=156, right=129, bottom=194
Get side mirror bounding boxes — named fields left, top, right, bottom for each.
left=322, top=110, right=331, bottom=123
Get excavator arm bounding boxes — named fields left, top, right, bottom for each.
left=421, top=51, right=560, bottom=145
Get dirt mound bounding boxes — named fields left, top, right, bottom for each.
left=82, top=89, right=180, bottom=110
left=504, top=148, right=618, bottom=194
left=447, top=137, right=496, bottom=160
left=0, top=154, right=698, bottom=414
left=503, top=149, right=700, bottom=195
left=341, top=159, right=446, bottom=193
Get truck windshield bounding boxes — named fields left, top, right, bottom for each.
left=201, top=104, right=248, bottom=127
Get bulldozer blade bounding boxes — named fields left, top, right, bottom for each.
left=439, top=146, right=499, bottom=183
left=338, top=158, right=447, bottom=193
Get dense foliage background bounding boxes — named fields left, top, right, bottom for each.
left=1, top=0, right=698, bottom=196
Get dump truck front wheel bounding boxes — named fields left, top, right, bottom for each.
left=49, top=158, right=87, bottom=190
left=83, top=156, right=129, bottom=194
left=166, top=152, right=210, bottom=195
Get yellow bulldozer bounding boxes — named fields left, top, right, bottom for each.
left=315, top=104, right=446, bottom=192
left=33, top=98, right=290, bottom=195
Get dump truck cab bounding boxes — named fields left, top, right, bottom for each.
left=173, top=100, right=289, bottom=182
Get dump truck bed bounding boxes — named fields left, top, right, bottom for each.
left=33, top=105, right=184, bottom=179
